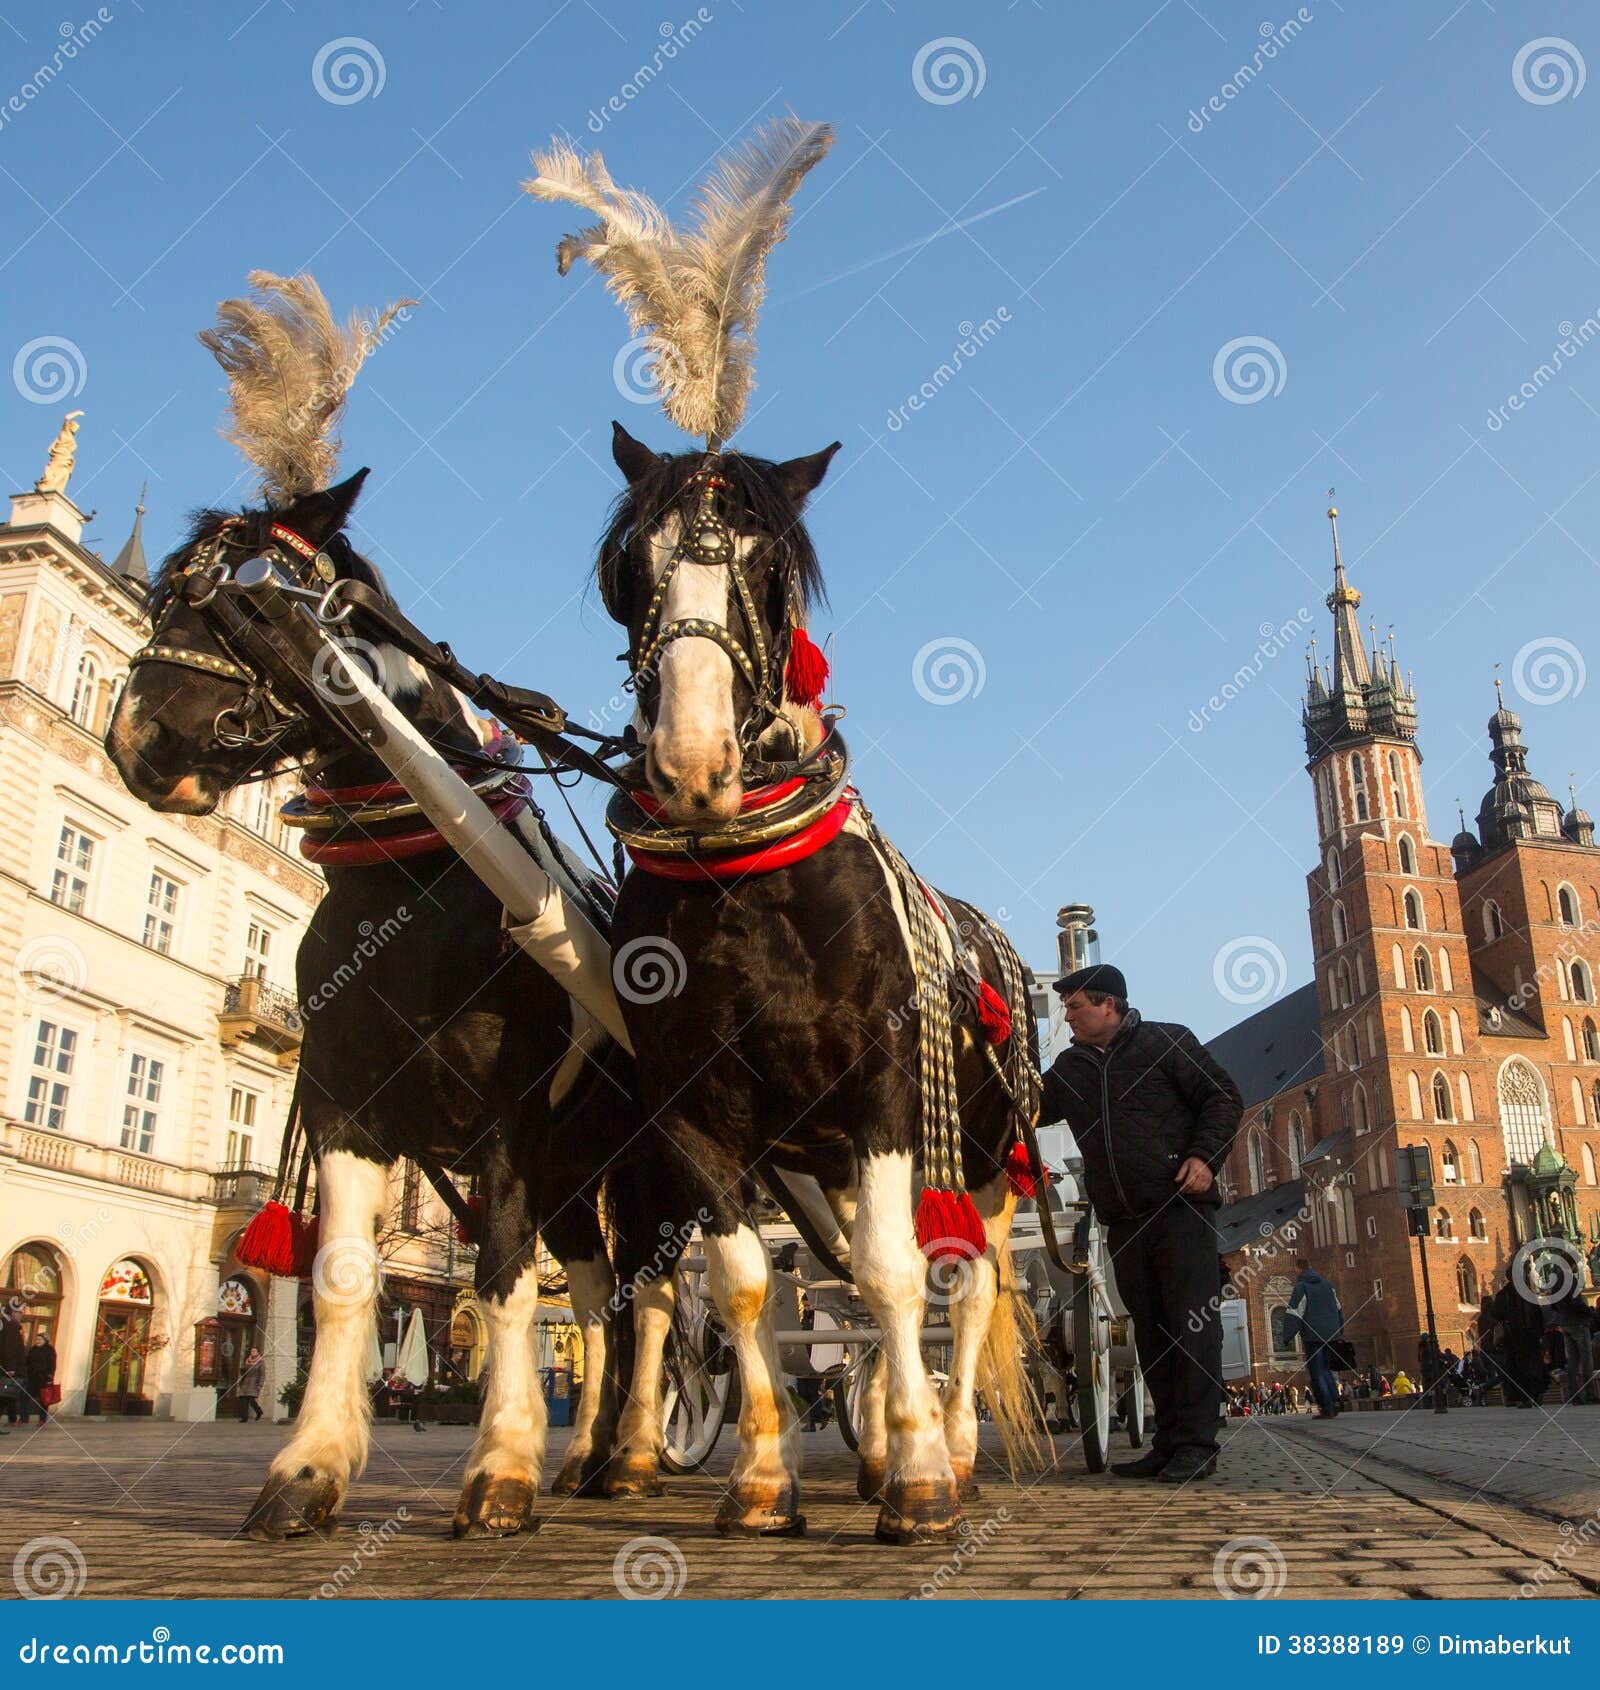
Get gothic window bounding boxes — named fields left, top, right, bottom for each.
left=1357, top=952, right=1369, bottom=995
left=1398, top=832, right=1416, bottom=874
left=1573, top=960, right=1595, bottom=1004
left=1333, top=903, right=1348, bottom=948
left=1468, top=1206, right=1487, bottom=1240
left=1413, top=947, right=1433, bottom=992
left=1467, top=1140, right=1483, bottom=1183
left=1564, top=1018, right=1579, bottom=1062
left=1498, top=1058, right=1549, bottom=1165
left=1484, top=900, right=1503, bottom=941
left=1439, top=949, right=1454, bottom=993
left=1448, top=1008, right=1463, bottom=1054
left=1404, top=889, right=1424, bottom=930
left=1584, top=1145, right=1598, bottom=1187
left=1392, top=944, right=1405, bottom=988
left=1391, top=753, right=1408, bottom=819
left=1433, top=1071, right=1454, bottom=1120
left=1559, top=884, right=1580, bottom=928
left=1585, top=1018, right=1599, bottom=1062
left=1351, top=754, right=1369, bottom=821
left=1593, top=1079, right=1600, bottom=1120
left=1434, top=1207, right=1454, bottom=1241
left=1352, top=1084, right=1369, bottom=1132
left=69, top=653, right=101, bottom=730
left=1423, top=1010, right=1444, bottom=1055
left=1456, top=1257, right=1478, bottom=1306
left=1336, top=959, right=1353, bottom=1007
left=1459, top=1073, right=1474, bottom=1121
left=1408, top=1072, right=1424, bottom=1118
left=1326, top=848, right=1341, bottom=890
left=1289, top=1113, right=1306, bottom=1174
left=1574, top=1077, right=1588, bottom=1125
left=1367, top=1012, right=1379, bottom=1059
left=1247, top=1129, right=1266, bottom=1195
left=1440, top=1140, right=1460, bottom=1183
left=1400, top=1006, right=1415, bottom=1051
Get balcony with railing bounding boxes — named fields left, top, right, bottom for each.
left=217, top=973, right=303, bottom=1061
left=209, top=1161, right=279, bottom=1212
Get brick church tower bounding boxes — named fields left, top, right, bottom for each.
left=1210, top=508, right=1600, bottom=1379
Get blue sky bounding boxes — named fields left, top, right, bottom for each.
left=4, top=0, right=1598, bottom=1037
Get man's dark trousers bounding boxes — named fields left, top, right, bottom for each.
left=1304, top=1344, right=1337, bottom=1413
left=1107, top=1201, right=1222, bottom=1459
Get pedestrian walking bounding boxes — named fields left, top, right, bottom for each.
left=0, top=1311, right=25, bottom=1431
left=235, top=1347, right=266, bottom=1423
left=23, top=1332, right=56, bottom=1424
left=1039, top=963, right=1243, bottom=1484
left=1283, top=1258, right=1345, bottom=1418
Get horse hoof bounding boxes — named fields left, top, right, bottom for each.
left=955, top=1474, right=983, bottom=1503
left=605, top=1462, right=667, bottom=1499
left=875, top=1478, right=964, bottom=1545
left=714, top=1481, right=804, bottom=1537
left=244, top=1469, right=343, bottom=1542
left=452, top=1472, right=539, bottom=1539
left=856, top=1461, right=886, bottom=1502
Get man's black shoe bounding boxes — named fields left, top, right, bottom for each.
left=1157, top=1448, right=1217, bottom=1483
left=1110, top=1450, right=1168, bottom=1479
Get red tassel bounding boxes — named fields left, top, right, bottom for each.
left=916, top=1188, right=987, bottom=1263
left=784, top=626, right=830, bottom=709
left=975, top=980, right=1011, bottom=1045
left=1004, top=1141, right=1037, bottom=1200
left=237, top=1201, right=316, bottom=1279
left=949, top=1191, right=987, bottom=1254
left=455, top=1194, right=485, bottom=1246
left=290, top=1215, right=321, bottom=1279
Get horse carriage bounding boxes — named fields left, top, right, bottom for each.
left=104, top=118, right=1155, bottom=1546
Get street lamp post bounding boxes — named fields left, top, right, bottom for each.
left=1398, top=1144, right=1447, bottom=1416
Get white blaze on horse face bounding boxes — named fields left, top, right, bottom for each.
left=264, top=1151, right=387, bottom=1491
left=646, top=514, right=746, bottom=824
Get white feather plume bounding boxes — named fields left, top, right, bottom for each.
left=525, top=118, right=833, bottom=442
left=198, top=271, right=413, bottom=500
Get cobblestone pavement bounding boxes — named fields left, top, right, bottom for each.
left=1, top=1410, right=1595, bottom=1600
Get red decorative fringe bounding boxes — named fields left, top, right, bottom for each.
left=1004, top=1141, right=1037, bottom=1199
left=784, top=626, right=829, bottom=709
left=455, top=1194, right=485, bottom=1246
left=915, top=1187, right=987, bottom=1262
left=975, top=980, right=1011, bottom=1045
left=236, top=1201, right=319, bottom=1280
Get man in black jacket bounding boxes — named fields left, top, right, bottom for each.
left=1040, top=964, right=1243, bottom=1483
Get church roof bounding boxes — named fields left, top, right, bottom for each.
left=1215, top=1178, right=1309, bottom=1254
left=1469, top=961, right=1546, bottom=1039
left=1206, top=981, right=1325, bottom=1109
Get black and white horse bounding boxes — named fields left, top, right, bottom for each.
left=106, top=470, right=676, bottom=1538
left=594, top=424, right=1040, bottom=1543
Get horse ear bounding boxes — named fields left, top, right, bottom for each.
left=281, top=468, right=370, bottom=545
left=611, top=422, right=660, bottom=486
left=776, top=442, right=841, bottom=507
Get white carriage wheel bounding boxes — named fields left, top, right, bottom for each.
left=659, top=1272, right=736, bottom=1474
left=1122, top=1366, right=1147, bottom=1448
left=1071, top=1238, right=1114, bottom=1474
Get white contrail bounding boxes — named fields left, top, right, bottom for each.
left=788, top=187, right=1048, bottom=296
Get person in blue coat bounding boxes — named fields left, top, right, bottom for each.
left=1282, top=1259, right=1344, bottom=1418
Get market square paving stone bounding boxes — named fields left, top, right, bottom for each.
left=0, top=1412, right=1593, bottom=1600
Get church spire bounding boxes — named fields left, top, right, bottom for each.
left=1326, top=505, right=1371, bottom=694
left=110, top=484, right=148, bottom=588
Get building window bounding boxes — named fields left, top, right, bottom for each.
left=1326, top=848, right=1341, bottom=890
left=50, top=822, right=95, bottom=914
left=1559, top=884, right=1580, bottom=928
left=68, top=652, right=101, bottom=730
left=1584, top=1018, right=1600, bottom=1062
left=1440, top=1140, right=1460, bottom=1183
left=244, top=919, right=274, bottom=981
left=1573, top=961, right=1595, bottom=1004
left=225, top=1087, right=258, bottom=1169
left=1366, top=1214, right=1379, bottom=1241
left=1373, top=1277, right=1384, bottom=1300
left=22, top=1019, right=77, bottom=1132
left=120, top=1054, right=163, bottom=1155
left=1289, top=1112, right=1306, bottom=1175
left=1413, top=947, right=1433, bottom=992
left=1336, top=958, right=1352, bottom=1007
left=1467, top=1139, right=1483, bottom=1184
left=1398, top=831, right=1415, bottom=874
left=1433, top=1071, right=1454, bottom=1120
left=1484, top=900, right=1503, bottom=941
left=1423, top=1010, right=1444, bottom=1055
left=1351, top=753, right=1369, bottom=821
left=1584, top=1145, right=1598, bottom=1187
left=1499, top=1058, right=1549, bottom=1166
left=1404, top=888, right=1424, bottom=931
left=1352, top=1084, right=1369, bottom=1132
left=1468, top=1206, right=1487, bottom=1240
left=1434, top=1207, right=1454, bottom=1241
left=1391, top=753, right=1408, bottom=819
left=143, top=871, right=180, bottom=955
left=1457, top=1257, right=1478, bottom=1306
left=1332, top=903, right=1348, bottom=948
